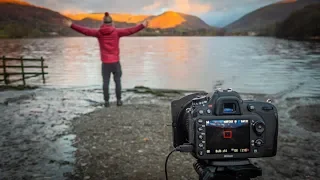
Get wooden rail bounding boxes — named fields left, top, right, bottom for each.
left=0, top=56, right=48, bottom=86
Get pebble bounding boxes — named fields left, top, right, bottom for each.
left=81, top=163, right=87, bottom=167
left=84, top=176, right=90, bottom=180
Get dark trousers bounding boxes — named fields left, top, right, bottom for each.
left=102, top=62, right=122, bottom=102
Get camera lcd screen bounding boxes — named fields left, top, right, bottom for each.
left=205, top=120, right=250, bottom=154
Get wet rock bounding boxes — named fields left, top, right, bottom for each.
left=49, top=160, right=55, bottom=164
left=59, top=161, right=71, bottom=166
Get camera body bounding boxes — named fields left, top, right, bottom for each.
left=171, top=89, right=278, bottom=160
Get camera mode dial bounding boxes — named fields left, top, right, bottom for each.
left=253, top=121, right=266, bottom=135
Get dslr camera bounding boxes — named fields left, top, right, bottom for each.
left=170, top=88, right=278, bottom=180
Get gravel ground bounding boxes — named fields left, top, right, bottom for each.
left=66, top=95, right=320, bottom=180
left=66, top=103, right=198, bottom=180
left=1, top=87, right=319, bottom=180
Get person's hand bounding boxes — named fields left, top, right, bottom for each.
left=142, top=20, right=149, bottom=28
left=63, top=19, right=72, bottom=27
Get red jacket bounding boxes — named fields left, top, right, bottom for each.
left=71, top=23, right=145, bottom=63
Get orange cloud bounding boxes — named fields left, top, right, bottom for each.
left=170, top=0, right=212, bottom=14
left=61, top=8, right=86, bottom=15
left=143, top=1, right=162, bottom=11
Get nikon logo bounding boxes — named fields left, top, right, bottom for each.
left=224, top=155, right=234, bottom=158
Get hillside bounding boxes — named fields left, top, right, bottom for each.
left=276, top=3, right=320, bottom=40
left=147, top=11, right=211, bottom=30
left=225, top=0, right=320, bottom=33
left=0, top=0, right=30, bottom=5
left=75, top=18, right=135, bottom=29
left=0, top=0, right=76, bottom=38
left=66, top=11, right=211, bottom=30
left=64, top=13, right=150, bottom=24
left=0, top=0, right=216, bottom=38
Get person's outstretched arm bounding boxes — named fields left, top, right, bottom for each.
left=63, top=19, right=99, bottom=37
left=117, top=20, right=149, bottom=37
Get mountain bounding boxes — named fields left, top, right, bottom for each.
left=64, top=13, right=150, bottom=24
left=225, top=0, right=320, bottom=33
left=66, top=11, right=211, bottom=30
left=0, top=0, right=214, bottom=38
left=275, top=3, right=320, bottom=40
left=75, top=18, right=135, bottom=29
left=0, top=0, right=30, bottom=6
left=0, top=0, right=76, bottom=38
left=147, top=11, right=211, bottom=29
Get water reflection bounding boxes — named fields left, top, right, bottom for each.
left=0, top=37, right=319, bottom=97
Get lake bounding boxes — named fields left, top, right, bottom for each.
left=1, top=36, right=320, bottom=97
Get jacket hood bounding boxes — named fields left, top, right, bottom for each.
left=99, top=24, right=115, bottom=35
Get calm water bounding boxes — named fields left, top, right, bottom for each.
left=1, top=37, right=320, bottom=97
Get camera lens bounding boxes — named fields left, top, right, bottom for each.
left=253, top=121, right=265, bottom=135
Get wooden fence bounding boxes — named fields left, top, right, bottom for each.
left=0, top=56, right=48, bottom=85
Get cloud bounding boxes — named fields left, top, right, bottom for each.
left=26, top=0, right=213, bottom=15
left=24, top=0, right=283, bottom=26
left=169, top=0, right=213, bottom=14
left=143, top=1, right=162, bottom=11
left=61, top=8, right=86, bottom=15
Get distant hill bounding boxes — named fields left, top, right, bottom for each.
left=0, top=0, right=30, bottom=6
left=225, top=0, right=320, bottom=33
left=66, top=11, right=212, bottom=30
left=64, top=13, right=150, bottom=24
left=147, top=11, right=211, bottom=30
left=0, top=0, right=76, bottom=38
left=276, top=3, right=320, bottom=40
left=75, top=18, right=135, bottom=29
left=0, top=0, right=216, bottom=38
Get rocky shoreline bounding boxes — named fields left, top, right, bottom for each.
left=0, top=87, right=319, bottom=180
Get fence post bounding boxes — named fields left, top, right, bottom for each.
left=41, top=57, right=45, bottom=84
left=2, top=56, right=8, bottom=85
left=21, top=56, right=26, bottom=86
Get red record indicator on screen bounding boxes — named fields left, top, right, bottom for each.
left=223, top=130, right=232, bottom=139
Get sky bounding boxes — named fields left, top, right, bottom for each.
left=25, top=0, right=283, bottom=27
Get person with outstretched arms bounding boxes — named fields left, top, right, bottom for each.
left=63, top=12, right=148, bottom=107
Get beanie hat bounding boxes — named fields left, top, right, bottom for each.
left=104, top=12, right=113, bottom=24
